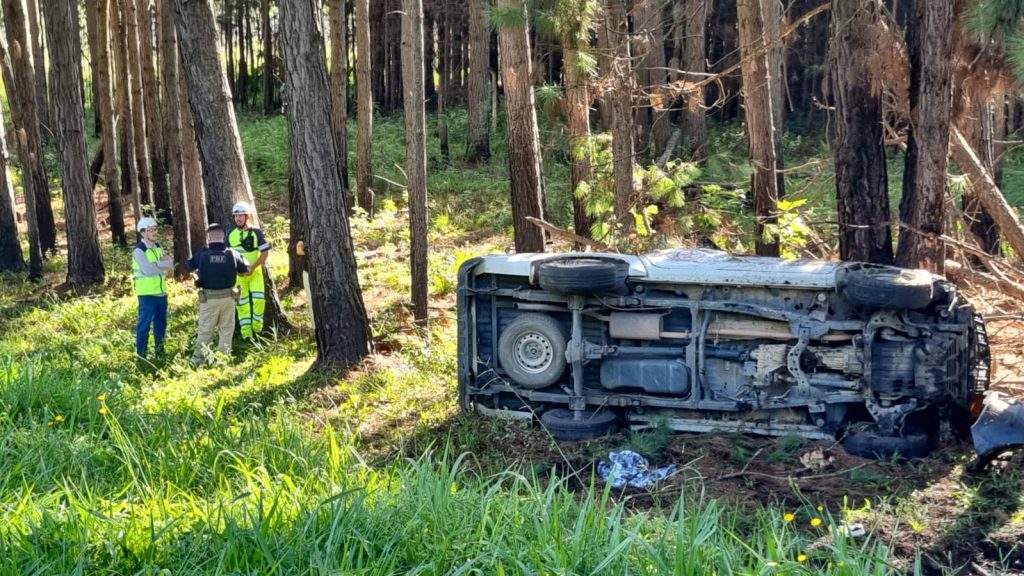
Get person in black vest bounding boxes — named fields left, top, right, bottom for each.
left=187, top=224, right=251, bottom=367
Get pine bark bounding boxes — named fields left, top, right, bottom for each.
left=238, top=0, right=248, bottom=105
left=564, top=38, right=594, bottom=241
left=832, top=0, right=893, bottom=264
left=635, top=0, right=670, bottom=158
left=402, top=0, right=428, bottom=322
left=261, top=0, right=274, bottom=113
left=895, top=0, right=953, bottom=272
left=737, top=0, right=783, bottom=256
left=0, top=102, right=25, bottom=273
left=138, top=0, right=171, bottom=221
left=2, top=0, right=56, bottom=259
left=329, top=0, right=350, bottom=190
left=605, top=0, right=635, bottom=227
left=496, top=0, right=546, bottom=253
left=464, top=0, right=491, bottom=164
left=94, top=0, right=128, bottom=247
left=286, top=138, right=306, bottom=287
left=279, top=0, right=369, bottom=367
left=437, top=7, right=449, bottom=162
left=160, top=0, right=190, bottom=273
left=26, top=0, right=50, bottom=143
left=177, top=52, right=208, bottom=251
left=85, top=0, right=103, bottom=136
left=42, top=0, right=106, bottom=286
left=355, top=0, right=374, bottom=214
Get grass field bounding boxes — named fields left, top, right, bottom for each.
left=1, top=110, right=1022, bottom=574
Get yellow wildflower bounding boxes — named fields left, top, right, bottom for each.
left=784, top=512, right=796, bottom=522
left=811, top=517, right=823, bottom=527
left=54, top=415, right=64, bottom=423
left=98, top=394, right=107, bottom=402
left=47, top=421, right=54, bottom=426
left=817, top=505, right=824, bottom=512
left=99, top=406, right=109, bottom=415
left=797, top=554, right=807, bottom=562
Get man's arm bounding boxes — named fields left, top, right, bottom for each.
left=133, top=248, right=165, bottom=276
left=253, top=229, right=271, bottom=269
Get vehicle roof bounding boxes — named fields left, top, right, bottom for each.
left=471, top=249, right=845, bottom=289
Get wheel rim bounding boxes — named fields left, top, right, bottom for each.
left=512, top=332, right=555, bottom=374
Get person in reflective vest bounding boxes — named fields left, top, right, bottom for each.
left=227, top=201, right=272, bottom=340
left=132, top=217, right=173, bottom=358
left=188, top=223, right=251, bottom=366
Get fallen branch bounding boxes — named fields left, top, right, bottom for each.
left=712, top=460, right=875, bottom=483
left=526, top=216, right=612, bottom=252
left=945, top=260, right=1024, bottom=302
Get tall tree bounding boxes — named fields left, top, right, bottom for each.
left=160, top=0, right=191, bottom=273
left=355, top=0, right=374, bottom=214
left=126, top=0, right=153, bottom=209
left=172, top=0, right=289, bottom=327
left=115, top=0, right=142, bottom=220
left=85, top=0, right=103, bottom=136
left=465, top=0, right=491, bottom=164
left=635, top=0, right=670, bottom=157
left=496, top=0, right=547, bottom=252
left=177, top=51, right=208, bottom=251
left=556, top=0, right=597, bottom=240
left=676, top=0, right=707, bottom=160
left=832, top=0, right=893, bottom=264
left=279, top=0, right=369, bottom=367
left=329, top=0, right=349, bottom=189
left=25, top=0, right=50, bottom=142
left=138, top=0, right=171, bottom=221
left=895, top=0, right=953, bottom=272
left=2, top=0, right=57, bottom=256
left=261, top=0, right=274, bottom=114
left=91, top=0, right=127, bottom=246
left=604, top=0, right=636, bottom=228
left=42, top=0, right=105, bottom=286
left=0, top=102, right=25, bottom=273
left=402, top=0, right=428, bottom=322
left=437, top=3, right=450, bottom=162
left=737, top=0, right=784, bottom=256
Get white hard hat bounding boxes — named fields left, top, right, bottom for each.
left=232, top=201, right=254, bottom=215
left=137, top=217, right=158, bottom=232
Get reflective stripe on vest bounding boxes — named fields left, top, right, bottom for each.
left=228, top=228, right=260, bottom=265
left=133, top=245, right=166, bottom=296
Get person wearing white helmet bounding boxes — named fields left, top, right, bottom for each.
left=132, top=217, right=173, bottom=358
left=227, top=201, right=272, bottom=340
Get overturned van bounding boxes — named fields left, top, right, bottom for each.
left=457, top=249, right=993, bottom=459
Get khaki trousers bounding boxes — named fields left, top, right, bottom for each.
left=193, top=296, right=237, bottom=364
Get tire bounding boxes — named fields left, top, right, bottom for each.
left=541, top=408, right=619, bottom=441
left=841, top=264, right=934, bottom=310
left=537, top=258, right=624, bottom=294
left=842, top=425, right=931, bottom=459
left=498, top=313, right=568, bottom=389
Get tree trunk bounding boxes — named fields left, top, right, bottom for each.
left=496, top=0, right=546, bottom=253
left=464, top=0, right=491, bottom=165
left=895, top=0, right=953, bottom=272
left=402, top=0, right=428, bottom=322
left=634, top=0, right=668, bottom=158
left=437, top=6, right=449, bottom=163
left=0, top=102, right=25, bottom=273
left=832, top=0, right=893, bottom=264
left=605, top=0, right=635, bottom=228
left=160, top=0, right=190, bottom=274
left=329, top=0, right=350, bottom=190
left=280, top=0, right=369, bottom=367
left=26, top=0, right=50, bottom=144
left=286, top=139, right=306, bottom=287
left=173, top=0, right=291, bottom=329
left=138, top=0, right=171, bottom=222
left=43, top=0, right=106, bottom=287
left=261, top=0, right=274, bottom=114
left=226, top=0, right=236, bottom=99
left=677, top=0, right=708, bottom=160
left=126, top=0, right=153, bottom=209
left=370, top=0, right=385, bottom=105
left=737, top=0, right=783, bottom=256
left=238, top=0, right=248, bottom=106
left=355, top=0, right=374, bottom=214
left=564, top=39, right=594, bottom=241
left=92, top=0, right=128, bottom=246
left=422, top=0, right=435, bottom=107
left=177, top=51, right=208, bottom=252
left=85, top=0, right=103, bottom=136
left=115, top=0, right=142, bottom=221
left=387, top=0, right=402, bottom=112
left=2, top=0, right=56, bottom=259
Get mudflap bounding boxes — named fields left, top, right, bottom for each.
left=969, top=392, right=1024, bottom=470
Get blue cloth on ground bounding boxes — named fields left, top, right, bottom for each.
left=597, top=450, right=678, bottom=489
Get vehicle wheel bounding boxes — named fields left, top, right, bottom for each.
left=540, top=408, right=619, bottom=441
left=498, top=314, right=568, bottom=389
left=537, top=258, right=624, bottom=294
left=841, top=425, right=931, bottom=459
left=841, top=265, right=934, bottom=310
